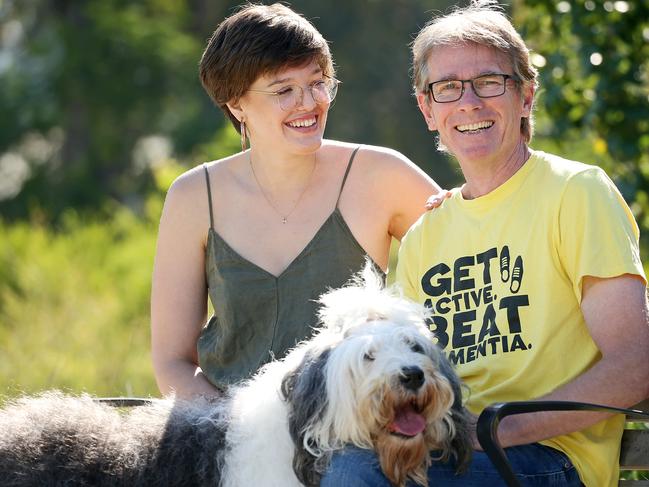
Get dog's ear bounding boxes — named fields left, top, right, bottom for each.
left=436, top=354, right=473, bottom=472
left=447, top=379, right=473, bottom=473
left=280, top=347, right=331, bottom=487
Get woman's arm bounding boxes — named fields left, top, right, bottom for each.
left=336, top=145, right=444, bottom=270
left=379, top=149, right=444, bottom=240
left=150, top=169, right=221, bottom=399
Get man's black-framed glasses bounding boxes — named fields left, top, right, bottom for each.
left=427, top=73, right=517, bottom=103
left=248, top=77, right=339, bottom=111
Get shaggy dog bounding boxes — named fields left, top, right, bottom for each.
left=0, top=269, right=471, bottom=487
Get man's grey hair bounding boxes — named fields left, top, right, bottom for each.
left=412, top=0, right=538, bottom=143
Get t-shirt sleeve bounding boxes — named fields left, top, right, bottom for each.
left=558, top=166, right=646, bottom=302
left=395, top=220, right=423, bottom=302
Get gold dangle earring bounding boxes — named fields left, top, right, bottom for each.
left=240, top=121, right=248, bottom=152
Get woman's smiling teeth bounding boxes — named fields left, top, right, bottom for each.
left=456, top=120, right=494, bottom=133
left=287, top=117, right=317, bottom=128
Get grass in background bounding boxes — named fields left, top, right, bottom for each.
left=0, top=205, right=161, bottom=398
left=0, top=140, right=233, bottom=400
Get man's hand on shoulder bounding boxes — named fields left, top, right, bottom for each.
left=425, top=189, right=453, bottom=210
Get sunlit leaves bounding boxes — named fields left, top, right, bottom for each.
left=515, top=0, right=649, bottom=249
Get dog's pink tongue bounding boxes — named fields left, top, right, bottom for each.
left=389, top=406, right=426, bottom=436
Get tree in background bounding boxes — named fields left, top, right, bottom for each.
left=2, top=0, right=649, bottom=398
left=515, top=0, right=649, bottom=246
left=300, top=0, right=458, bottom=187
left=0, top=0, right=224, bottom=220
left=0, top=0, right=459, bottom=223
left=1, top=0, right=647, bottom=237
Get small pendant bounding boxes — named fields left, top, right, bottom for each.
left=282, top=217, right=287, bottom=224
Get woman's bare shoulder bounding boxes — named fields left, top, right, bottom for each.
left=321, top=140, right=410, bottom=168
left=329, top=142, right=432, bottom=188
left=167, top=153, right=243, bottom=201
left=324, top=140, right=415, bottom=168
left=362, top=144, right=421, bottom=169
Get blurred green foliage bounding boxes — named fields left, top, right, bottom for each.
left=0, top=0, right=214, bottom=218
left=514, top=0, right=649, bottom=249
left=0, top=0, right=458, bottom=223
left=0, top=206, right=159, bottom=397
left=1, top=0, right=648, bottom=405
left=1, top=1, right=647, bottom=223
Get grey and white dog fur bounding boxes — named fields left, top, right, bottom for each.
left=0, top=267, right=471, bottom=487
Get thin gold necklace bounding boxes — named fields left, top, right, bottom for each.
left=249, top=152, right=317, bottom=224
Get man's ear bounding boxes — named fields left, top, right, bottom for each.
left=416, top=93, right=437, bottom=132
left=521, top=83, right=535, bottom=118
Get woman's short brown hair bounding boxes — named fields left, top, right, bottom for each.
left=199, top=3, right=334, bottom=132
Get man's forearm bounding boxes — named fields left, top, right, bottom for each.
left=496, top=347, right=649, bottom=447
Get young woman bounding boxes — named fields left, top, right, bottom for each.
left=150, top=3, right=443, bottom=398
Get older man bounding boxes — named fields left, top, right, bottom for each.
left=321, top=2, right=649, bottom=486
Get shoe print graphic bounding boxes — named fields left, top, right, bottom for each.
left=500, top=246, right=510, bottom=282
left=500, top=246, right=523, bottom=293
left=510, top=256, right=523, bottom=293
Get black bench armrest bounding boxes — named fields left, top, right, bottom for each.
left=476, top=400, right=649, bottom=487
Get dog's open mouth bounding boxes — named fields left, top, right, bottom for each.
left=387, top=402, right=426, bottom=438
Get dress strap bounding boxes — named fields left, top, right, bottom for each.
left=202, top=164, right=215, bottom=230
left=335, top=146, right=361, bottom=208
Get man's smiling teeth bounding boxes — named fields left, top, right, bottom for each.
left=456, top=121, right=494, bottom=132
left=287, top=117, right=316, bottom=128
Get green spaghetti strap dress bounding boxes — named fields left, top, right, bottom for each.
left=197, top=147, right=382, bottom=387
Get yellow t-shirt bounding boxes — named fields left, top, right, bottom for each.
left=396, top=150, right=645, bottom=487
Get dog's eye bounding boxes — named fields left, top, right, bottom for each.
left=363, top=352, right=375, bottom=361
left=410, top=342, right=424, bottom=354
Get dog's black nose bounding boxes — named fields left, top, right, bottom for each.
left=400, top=366, right=425, bottom=391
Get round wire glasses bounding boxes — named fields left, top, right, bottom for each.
left=248, top=77, right=339, bottom=111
